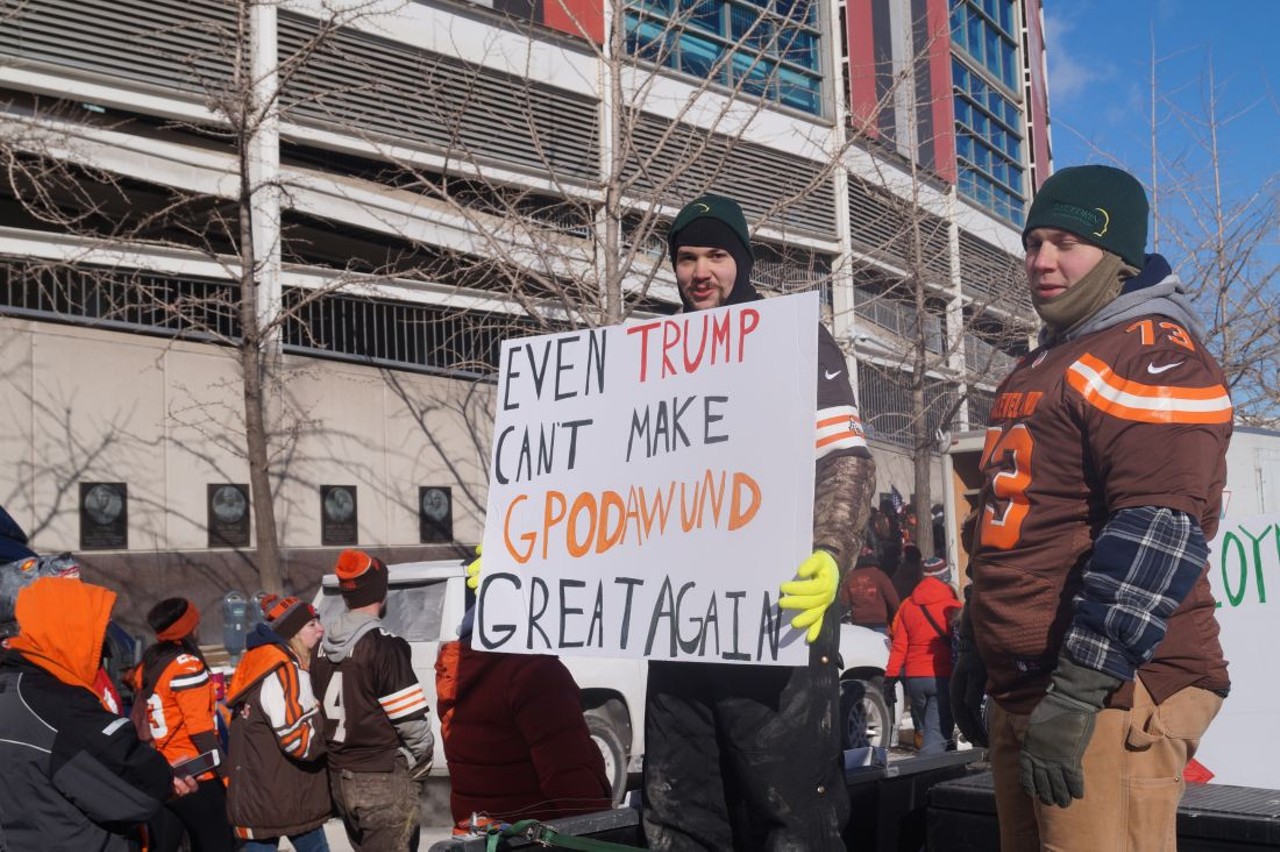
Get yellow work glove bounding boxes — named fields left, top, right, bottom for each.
left=778, top=549, right=839, bottom=644
left=466, top=544, right=481, bottom=591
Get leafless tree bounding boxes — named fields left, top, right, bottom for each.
left=0, top=0, right=399, bottom=592
left=1064, top=41, right=1280, bottom=426
left=834, top=9, right=1033, bottom=558
left=1156, top=58, right=1280, bottom=426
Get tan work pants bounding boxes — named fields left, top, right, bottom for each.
left=989, top=678, right=1222, bottom=852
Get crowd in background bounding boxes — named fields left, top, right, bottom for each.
left=840, top=494, right=961, bottom=755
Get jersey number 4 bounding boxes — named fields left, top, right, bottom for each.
left=978, top=423, right=1035, bottom=549
left=322, top=672, right=347, bottom=743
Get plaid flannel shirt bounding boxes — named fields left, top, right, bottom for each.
left=1064, top=505, right=1210, bottom=681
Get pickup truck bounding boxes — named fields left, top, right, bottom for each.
left=314, top=560, right=893, bottom=801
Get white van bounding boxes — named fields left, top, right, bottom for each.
left=315, top=560, right=892, bottom=800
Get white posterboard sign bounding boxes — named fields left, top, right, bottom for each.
left=475, top=292, right=820, bottom=666
left=1196, top=512, right=1280, bottom=788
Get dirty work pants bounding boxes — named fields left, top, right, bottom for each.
left=642, top=619, right=847, bottom=851
left=329, top=759, right=421, bottom=852
left=989, top=678, right=1222, bottom=852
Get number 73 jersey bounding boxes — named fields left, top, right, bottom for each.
left=972, top=314, right=1232, bottom=569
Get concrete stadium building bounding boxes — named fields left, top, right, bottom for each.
left=0, top=0, right=1050, bottom=636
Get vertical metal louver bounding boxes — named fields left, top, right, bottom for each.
left=623, top=111, right=838, bottom=240
left=0, top=0, right=234, bottom=97
left=277, top=13, right=600, bottom=182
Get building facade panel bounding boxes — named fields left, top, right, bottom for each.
left=0, top=0, right=1051, bottom=618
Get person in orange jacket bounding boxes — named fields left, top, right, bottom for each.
left=134, top=597, right=235, bottom=852
left=885, top=557, right=962, bottom=754
left=0, top=577, right=193, bottom=850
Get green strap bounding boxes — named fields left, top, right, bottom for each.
left=484, top=818, right=643, bottom=852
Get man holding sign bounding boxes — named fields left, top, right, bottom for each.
left=641, top=195, right=876, bottom=850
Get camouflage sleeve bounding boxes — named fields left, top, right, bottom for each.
left=813, top=453, right=876, bottom=577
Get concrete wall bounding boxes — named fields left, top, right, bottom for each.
left=0, top=317, right=494, bottom=639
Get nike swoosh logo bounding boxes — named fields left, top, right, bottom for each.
left=1147, top=361, right=1184, bottom=375
left=825, top=369, right=843, bottom=380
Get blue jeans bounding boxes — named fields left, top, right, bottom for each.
left=905, top=676, right=953, bottom=755
left=240, top=826, right=329, bottom=852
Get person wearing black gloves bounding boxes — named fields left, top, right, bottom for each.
left=954, top=165, right=1231, bottom=851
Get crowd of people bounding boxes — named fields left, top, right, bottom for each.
left=0, top=165, right=1235, bottom=852
left=0, top=546, right=434, bottom=852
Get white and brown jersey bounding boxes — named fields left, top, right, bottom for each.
left=312, top=620, right=429, bottom=773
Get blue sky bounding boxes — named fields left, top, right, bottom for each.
left=1043, top=0, right=1277, bottom=245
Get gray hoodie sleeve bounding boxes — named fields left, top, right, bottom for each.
left=395, top=714, right=434, bottom=765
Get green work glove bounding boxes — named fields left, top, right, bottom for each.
left=949, top=606, right=990, bottom=748
left=1019, top=656, right=1121, bottom=808
left=466, top=544, right=482, bottom=591
left=778, top=549, right=838, bottom=644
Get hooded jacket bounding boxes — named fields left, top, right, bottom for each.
left=839, top=563, right=901, bottom=628
left=0, top=578, right=172, bottom=851
left=224, top=624, right=330, bottom=840
left=435, top=613, right=612, bottom=828
left=312, top=610, right=432, bottom=772
left=885, top=577, right=961, bottom=679
left=971, top=255, right=1231, bottom=711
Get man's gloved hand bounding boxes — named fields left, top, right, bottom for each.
left=949, top=606, right=989, bottom=748
left=466, top=544, right=481, bottom=591
left=882, top=676, right=898, bottom=706
left=779, top=549, right=839, bottom=644
left=1019, top=656, right=1121, bottom=808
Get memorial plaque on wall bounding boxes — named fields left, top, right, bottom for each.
left=208, top=483, right=251, bottom=548
left=321, top=485, right=358, bottom=546
left=80, top=482, right=128, bottom=550
left=418, top=486, right=453, bottom=543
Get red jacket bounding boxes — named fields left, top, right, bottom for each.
left=435, top=639, right=612, bottom=828
left=885, top=577, right=961, bottom=679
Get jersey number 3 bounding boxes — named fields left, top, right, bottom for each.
left=979, top=424, right=1035, bottom=549
left=323, top=672, right=347, bottom=743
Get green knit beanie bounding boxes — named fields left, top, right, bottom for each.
left=1023, top=165, right=1149, bottom=268
left=667, top=194, right=752, bottom=263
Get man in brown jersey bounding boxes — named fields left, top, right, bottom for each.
left=313, top=549, right=433, bottom=851
left=952, top=165, right=1231, bottom=851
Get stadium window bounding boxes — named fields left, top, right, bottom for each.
left=624, top=0, right=825, bottom=116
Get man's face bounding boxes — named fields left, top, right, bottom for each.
left=675, top=245, right=737, bottom=311
left=1024, top=227, right=1105, bottom=301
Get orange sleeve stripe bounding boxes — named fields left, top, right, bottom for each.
left=1068, top=353, right=1232, bottom=424
left=817, top=413, right=861, bottom=429
left=382, top=691, right=427, bottom=715
left=816, top=430, right=857, bottom=448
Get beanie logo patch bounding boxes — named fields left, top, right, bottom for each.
left=1092, top=207, right=1110, bottom=238
left=693, top=201, right=712, bottom=213
left=1050, top=200, right=1109, bottom=237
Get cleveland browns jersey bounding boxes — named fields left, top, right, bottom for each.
left=134, top=652, right=218, bottom=778
left=969, top=312, right=1232, bottom=712
left=815, top=324, right=870, bottom=462
left=311, top=626, right=428, bottom=772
